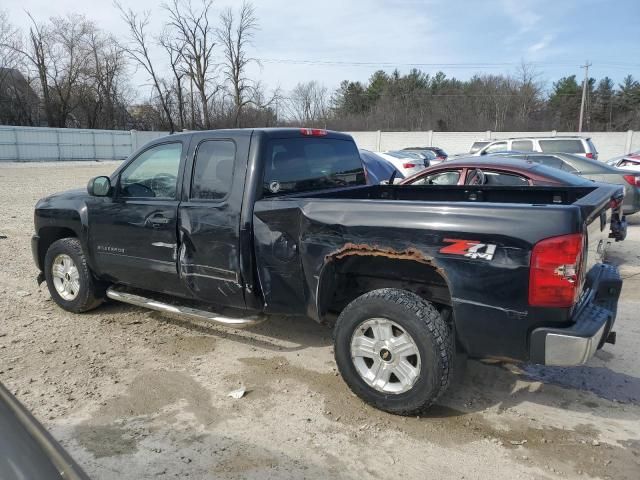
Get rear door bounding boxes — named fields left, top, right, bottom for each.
left=177, top=130, right=251, bottom=308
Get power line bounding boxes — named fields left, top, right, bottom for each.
left=257, top=58, right=640, bottom=69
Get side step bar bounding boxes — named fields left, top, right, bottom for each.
left=106, top=287, right=265, bottom=328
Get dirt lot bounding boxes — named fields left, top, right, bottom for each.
left=1, top=161, right=639, bottom=480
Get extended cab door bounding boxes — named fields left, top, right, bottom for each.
left=177, top=131, right=251, bottom=309
left=87, top=138, right=189, bottom=294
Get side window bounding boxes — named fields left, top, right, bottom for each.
left=484, top=142, right=507, bottom=154
left=191, top=140, right=236, bottom=200
left=539, top=139, right=585, bottom=154
left=411, top=170, right=461, bottom=185
left=120, top=143, right=182, bottom=198
left=511, top=140, right=533, bottom=151
left=483, top=170, right=529, bottom=186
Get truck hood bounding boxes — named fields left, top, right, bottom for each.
left=36, top=188, right=89, bottom=209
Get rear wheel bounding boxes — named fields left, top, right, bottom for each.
left=334, top=288, right=453, bottom=415
left=44, top=238, right=104, bottom=313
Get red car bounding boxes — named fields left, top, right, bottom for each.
left=400, top=156, right=593, bottom=187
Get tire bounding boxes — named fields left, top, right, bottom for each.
left=334, top=288, right=453, bottom=416
left=44, top=237, right=104, bottom=313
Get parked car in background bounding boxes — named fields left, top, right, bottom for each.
left=469, top=140, right=492, bottom=154
left=492, top=152, right=640, bottom=214
left=400, top=156, right=600, bottom=188
left=608, top=153, right=640, bottom=172
left=376, top=150, right=431, bottom=177
left=474, top=136, right=599, bottom=159
left=360, top=149, right=404, bottom=184
left=402, top=146, right=448, bottom=164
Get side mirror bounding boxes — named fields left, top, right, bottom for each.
left=87, top=176, right=112, bottom=197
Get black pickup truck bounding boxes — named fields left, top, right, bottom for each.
left=32, top=128, right=626, bottom=415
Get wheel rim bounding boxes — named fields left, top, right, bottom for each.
left=350, top=318, right=421, bottom=394
left=51, top=254, right=80, bottom=301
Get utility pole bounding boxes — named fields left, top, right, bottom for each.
left=578, top=60, right=591, bottom=133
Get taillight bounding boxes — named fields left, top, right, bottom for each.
left=585, top=153, right=594, bottom=159
left=403, top=162, right=416, bottom=168
left=623, top=174, right=640, bottom=187
left=529, top=233, right=584, bottom=307
left=610, top=196, right=623, bottom=210
left=300, top=128, right=327, bottom=136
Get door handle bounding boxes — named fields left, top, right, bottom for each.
left=147, top=214, right=170, bottom=227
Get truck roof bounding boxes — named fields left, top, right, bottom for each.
left=158, top=128, right=352, bottom=141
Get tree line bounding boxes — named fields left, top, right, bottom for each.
left=1, top=3, right=639, bottom=132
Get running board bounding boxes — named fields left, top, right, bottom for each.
left=106, top=287, right=265, bottom=328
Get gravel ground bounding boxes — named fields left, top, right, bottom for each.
left=1, top=161, right=639, bottom=480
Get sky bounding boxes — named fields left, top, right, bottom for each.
left=4, top=0, right=640, bottom=99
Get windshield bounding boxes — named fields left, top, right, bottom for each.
left=262, top=137, right=365, bottom=196
left=469, top=141, right=490, bottom=154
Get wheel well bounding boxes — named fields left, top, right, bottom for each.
left=37, top=227, right=77, bottom=270
left=318, top=256, right=452, bottom=325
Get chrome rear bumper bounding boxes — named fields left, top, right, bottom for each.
left=529, top=263, right=621, bottom=366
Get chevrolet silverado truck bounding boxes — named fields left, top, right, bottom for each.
left=32, top=128, right=626, bottom=415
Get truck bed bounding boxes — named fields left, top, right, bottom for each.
left=253, top=182, right=623, bottom=361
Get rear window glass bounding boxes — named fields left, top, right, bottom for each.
left=531, top=164, right=590, bottom=185
left=263, top=138, right=365, bottom=196
left=539, top=139, right=585, bottom=154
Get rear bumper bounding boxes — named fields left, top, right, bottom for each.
left=529, top=263, right=621, bottom=366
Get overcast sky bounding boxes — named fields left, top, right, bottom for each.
left=4, top=0, right=640, bottom=99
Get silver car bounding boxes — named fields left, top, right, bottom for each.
left=475, top=136, right=599, bottom=160
left=494, top=152, right=640, bottom=214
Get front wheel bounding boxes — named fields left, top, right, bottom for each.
left=334, top=288, right=453, bottom=415
left=44, top=238, right=104, bottom=313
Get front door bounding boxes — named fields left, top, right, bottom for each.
left=177, top=133, right=249, bottom=308
left=88, top=140, right=188, bottom=295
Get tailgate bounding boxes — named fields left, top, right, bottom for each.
left=574, top=183, right=626, bottom=272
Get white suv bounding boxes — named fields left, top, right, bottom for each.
left=474, top=136, right=599, bottom=160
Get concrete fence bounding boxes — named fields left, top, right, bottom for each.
left=1, top=125, right=639, bottom=162
left=0, top=126, right=167, bottom=162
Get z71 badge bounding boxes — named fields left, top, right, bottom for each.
left=440, top=238, right=497, bottom=261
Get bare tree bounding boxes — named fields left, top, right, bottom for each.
left=286, top=81, right=329, bottom=125
left=115, top=2, right=176, bottom=132
left=160, top=31, right=188, bottom=130
left=0, top=10, right=20, bottom=70
left=164, top=0, right=217, bottom=128
left=87, top=31, right=128, bottom=128
left=217, top=1, right=258, bottom=127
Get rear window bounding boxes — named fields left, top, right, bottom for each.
left=539, top=139, right=585, bottom=154
left=263, top=138, right=365, bottom=196
left=531, top=163, right=591, bottom=185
